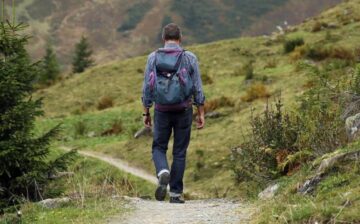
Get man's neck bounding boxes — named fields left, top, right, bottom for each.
left=164, top=40, right=180, bottom=46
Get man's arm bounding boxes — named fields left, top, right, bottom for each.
left=142, top=53, right=155, bottom=127
left=189, top=54, right=206, bottom=129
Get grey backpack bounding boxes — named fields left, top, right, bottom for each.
left=148, top=48, right=193, bottom=107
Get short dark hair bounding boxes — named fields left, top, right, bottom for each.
left=162, top=23, right=182, bottom=41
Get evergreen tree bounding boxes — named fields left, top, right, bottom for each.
left=39, top=43, right=60, bottom=85
left=0, top=21, right=76, bottom=210
left=72, top=36, right=94, bottom=74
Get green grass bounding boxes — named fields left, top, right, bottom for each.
left=0, top=147, right=153, bottom=224
left=253, top=143, right=360, bottom=223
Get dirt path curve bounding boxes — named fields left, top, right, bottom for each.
left=60, top=146, right=255, bottom=223
left=59, top=146, right=157, bottom=184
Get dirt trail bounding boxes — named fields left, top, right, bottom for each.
left=60, top=146, right=157, bottom=184
left=60, top=146, right=255, bottom=223
left=110, top=197, right=254, bottom=224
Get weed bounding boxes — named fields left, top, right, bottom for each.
left=97, top=96, right=114, bottom=111
left=284, top=37, right=305, bottom=53
left=241, top=83, right=270, bottom=102
left=74, top=120, right=87, bottom=138
left=204, top=96, right=235, bottom=113
left=101, top=119, right=123, bottom=136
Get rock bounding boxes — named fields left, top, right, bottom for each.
left=87, top=131, right=96, bottom=138
left=298, top=149, right=360, bottom=195
left=134, top=127, right=152, bottom=139
left=205, top=111, right=223, bottom=119
left=48, top=171, right=75, bottom=180
left=38, top=197, right=70, bottom=209
left=345, top=113, right=360, bottom=140
left=297, top=174, right=323, bottom=195
left=258, top=183, right=279, bottom=200
left=327, top=23, right=338, bottom=29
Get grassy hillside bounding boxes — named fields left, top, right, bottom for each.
left=2, top=0, right=340, bottom=67
left=34, top=0, right=360, bottom=199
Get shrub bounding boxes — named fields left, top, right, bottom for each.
left=204, top=96, right=235, bottom=113
left=97, top=96, right=114, bottom=110
left=230, top=98, right=301, bottom=183
left=312, top=21, right=328, bottom=32
left=74, top=120, right=87, bottom=138
left=351, top=64, right=360, bottom=95
left=101, top=119, right=123, bottom=136
left=241, top=83, right=270, bottom=102
left=284, top=37, right=305, bottom=53
left=329, top=46, right=355, bottom=61
left=264, top=58, right=277, bottom=69
left=202, top=72, right=213, bottom=85
left=232, top=61, right=254, bottom=80
left=304, top=44, right=355, bottom=61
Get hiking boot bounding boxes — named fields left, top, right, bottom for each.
left=169, top=196, right=185, bottom=204
left=155, top=172, right=170, bottom=201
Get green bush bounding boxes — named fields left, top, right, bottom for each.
left=230, top=98, right=301, bottom=183
left=284, top=37, right=305, bottom=53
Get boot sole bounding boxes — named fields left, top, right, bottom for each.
left=155, top=172, right=170, bottom=201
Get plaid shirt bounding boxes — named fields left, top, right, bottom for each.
left=142, top=43, right=205, bottom=108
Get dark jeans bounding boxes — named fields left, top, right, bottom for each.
left=152, top=107, right=193, bottom=195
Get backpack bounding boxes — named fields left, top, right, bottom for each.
left=148, top=48, right=193, bottom=106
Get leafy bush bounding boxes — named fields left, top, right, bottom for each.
left=241, top=83, right=270, bottom=102
left=284, top=37, right=305, bottom=53
left=231, top=63, right=351, bottom=184
left=230, top=98, right=301, bottom=182
left=97, top=96, right=114, bottom=110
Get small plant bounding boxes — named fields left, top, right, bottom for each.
left=202, top=72, right=214, bottom=85
left=192, top=149, right=205, bottom=181
left=97, top=96, right=114, bottom=110
left=74, top=120, right=87, bottom=138
left=101, top=119, right=123, bottom=136
left=312, top=21, right=328, bottom=32
left=284, top=37, right=305, bottom=53
left=232, top=61, right=254, bottom=80
left=204, top=96, right=235, bottom=113
left=352, top=64, right=360, bottom=95
left=241, top=83, right=270, bottom=102
left=264, top=58, right=277, bottom=69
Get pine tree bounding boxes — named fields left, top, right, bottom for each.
left=72, top=36, right=94, bottom=74
left=0, top=21, right=76, bottom=210
left=39, top=43, right=60, bottom=85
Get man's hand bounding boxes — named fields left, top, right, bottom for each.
left=143, top=115, right=152, bottom=128
left=143, top=107, right=152, bottom=128
left=196, top=106, right=205, bottom=129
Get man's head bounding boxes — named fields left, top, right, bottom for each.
left=162, top=23, right=182, bottom=43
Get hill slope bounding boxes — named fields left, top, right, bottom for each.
left=32, top=0, right=360, bottom=222
left=3, top=0, right=341, bottom=67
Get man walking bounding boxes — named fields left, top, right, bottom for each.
left=142, top=23, right=205, bottom=203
